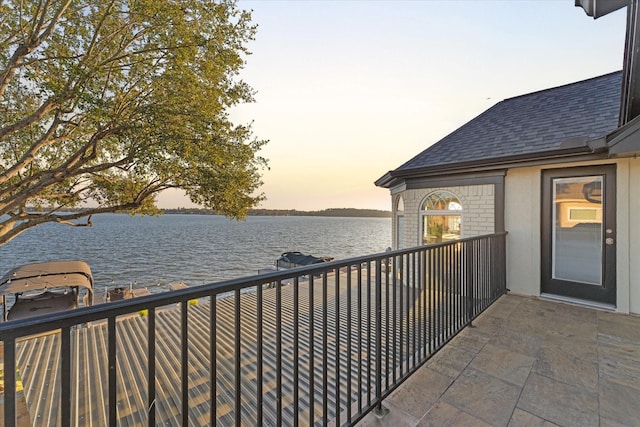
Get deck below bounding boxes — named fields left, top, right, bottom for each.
left=359, top=293, right=640, bottom=426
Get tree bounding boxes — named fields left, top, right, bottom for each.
left=0, top=0, right=267, bottom=245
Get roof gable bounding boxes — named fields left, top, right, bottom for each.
left=394, top=71, right=621, bottom=174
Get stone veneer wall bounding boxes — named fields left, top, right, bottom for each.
left=393, top=185, right=495, bottom=249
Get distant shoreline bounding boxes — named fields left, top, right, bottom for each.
left=27, top=207, right=392, bottom=218
left=163, top=207, right=392, bottom=218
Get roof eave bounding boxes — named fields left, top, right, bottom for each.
left=575, top=0, right=627, bottom=19
left=374, top=171, right=394, bottom=188
left=607, top=112, right=640, bottom=155
left=378, top=146, right=605, bottom=187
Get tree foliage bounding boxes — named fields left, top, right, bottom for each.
left=0, top=0, right=267, bottom=245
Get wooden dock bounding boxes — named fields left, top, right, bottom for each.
left=2, top=268, right=447, bottom=426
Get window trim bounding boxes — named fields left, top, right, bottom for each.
left=419, top=191, right=463, bottom=245
left=395, top=195, right=405, bottom=249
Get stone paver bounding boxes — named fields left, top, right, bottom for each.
left=357, top=399, right=420, bottom=427
left=532, top=341, right=599, bottom=391
left=490, top=326, right=542, bottom=357
left=385, top=367, right=454, bottom=419
left=469, top=343, right=534, bottom=386
left=598, top=335, right=640, bottom=389
left=359, top=294, right=640, bottom=427
left=507, top=408, right=559, bottom=427
left=425, top=345, right=475, bottom=380
left=417, top=401, right=491, bottom=427
left=598, top=310, right=640, bottom=342
left=598, top=377, right=640, bottom=426
left=440, top=368, right=521, bottom=426
left=517, top=373, right=599, bottom=427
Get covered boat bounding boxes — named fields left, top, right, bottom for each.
left=276, top=252, right=334, bottom=270
left=0, top=260, right=94, bottom=321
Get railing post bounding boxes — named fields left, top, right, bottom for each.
left=501, top=233, right=508, bottom=295
left=148, top=308, right=156, bottom=427
left=3, top=338, right=16, bottom=427
left=466, top=240, right=475, bottom=327
left=108, top=317, right=117, bottom=426
left=181, top=300, right=189, bottom=426
left=234, top=289, right=241, bottom=427
left=372, top=259, right=389, bottom=419
left=61, top=327, right=72, bottom=427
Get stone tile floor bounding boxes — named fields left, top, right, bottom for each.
left=359, top=293, right=640, bottom=427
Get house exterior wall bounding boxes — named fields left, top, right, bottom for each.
left=388, top=157, right=639, bottom=313
left=504, top=168, right=541, bottom=297
left=392, top=185, right=495, bottom=248
left=504, top=157, right=639, bottom=314
left=629, top=157, right=640, bottom=314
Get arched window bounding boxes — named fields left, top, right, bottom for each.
left=421, top=191, right=462, bottom=244
left=395, top=196, right=404, bottom=248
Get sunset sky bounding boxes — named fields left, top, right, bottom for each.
left=157, top=1, right=627, bottom=211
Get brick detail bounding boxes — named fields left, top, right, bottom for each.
left=393, top=185, right=495, bottom=248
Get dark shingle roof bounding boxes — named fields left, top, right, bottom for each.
left=395, top=71, right=621, bottom=172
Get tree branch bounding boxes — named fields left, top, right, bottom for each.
left=30, top=1, right=50, bottom=42
left=84, top=0, right=118, bottom=60
left=0, top=203, right=148, bottom=246
left=0, top=114, right=62, bottom=184
left=18, top=53, right=85, bottom=67
left=0, top=98, right=58, bottom=141
left=0, top=150, right=133, bottom=216
left=54, top=214, right=93, bottom=227
left=0, top=0, right=72, bottom=100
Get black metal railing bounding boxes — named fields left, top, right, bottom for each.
left=0, top=232, right=507, bottom=426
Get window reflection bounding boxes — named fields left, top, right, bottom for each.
left=552, top=176, right=602, bottom=285
left=421, top=191, right=462, bottom=244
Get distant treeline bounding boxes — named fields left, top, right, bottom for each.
left=29, top=207, right=391, bottom=218
left=163, top=207, right=392, bottom=218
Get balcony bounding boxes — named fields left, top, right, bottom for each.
left=7, top=231, right=634, bottom=426
left=359, top=294, right=640, bottom=426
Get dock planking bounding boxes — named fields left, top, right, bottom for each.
left=5, top=267, right=454, bottom=426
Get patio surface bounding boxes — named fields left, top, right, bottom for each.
left=359, top=293, right=640, bottom=427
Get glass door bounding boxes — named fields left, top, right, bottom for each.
left=541, top=166, right=616, bottom=305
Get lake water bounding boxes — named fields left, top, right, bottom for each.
left=0, top=214, right=391, bottom=294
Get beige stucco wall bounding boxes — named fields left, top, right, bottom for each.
left=629, top=157, right=640, bottom=314
left=393, top=185, right=495, bottom=249
left=504, top=168, right=541, bottom=297
left=504, top=158, right=639, bottom=314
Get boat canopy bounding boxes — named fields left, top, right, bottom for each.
left=0, top=260, right=94, bottom=297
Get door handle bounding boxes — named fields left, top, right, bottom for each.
left=605, top=237, right=614, bottom=245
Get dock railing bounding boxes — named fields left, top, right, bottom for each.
left=1, top=232, right=507, bottom=426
